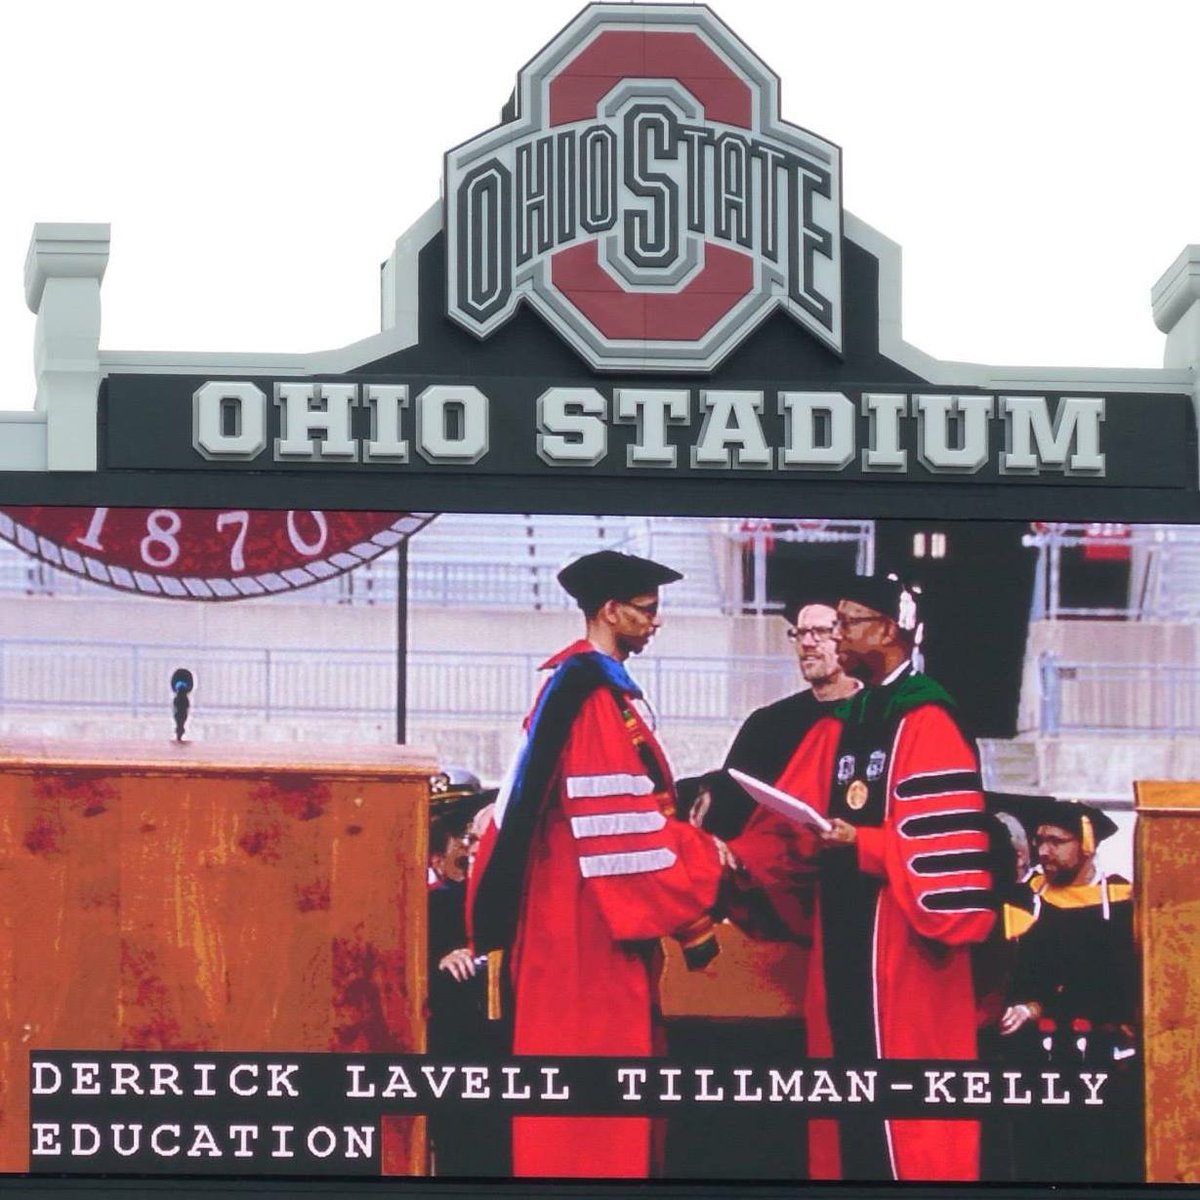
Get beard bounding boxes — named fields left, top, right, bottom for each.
left=799, top=651, right=838, bottom=685
left=618, top=633, right=652, bottom=657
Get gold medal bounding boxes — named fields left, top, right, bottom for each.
left=846, top=779, right=869, bottom=810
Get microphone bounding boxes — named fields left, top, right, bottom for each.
left=170, top=668, right=194, bottom=742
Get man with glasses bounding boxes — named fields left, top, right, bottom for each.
left=469, top=550, right=732, bottom=1179
left=426, top=774, right=504, bottom=1174
left=725, top=592, right=863, bottom=785
left=997, top=797, right=1138, bottom=1180
left=1000, top=797, right=1135, bottom=1052
left=728, top=573, right=994, bottom=1181
left=672, top=591, right=866, bottom=1178
left=813, top=575, right=993, bottom=1181
left=687, top=593, right=863, bottom=937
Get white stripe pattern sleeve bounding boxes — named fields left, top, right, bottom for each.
left=570, top=811, right=668, bottom=839
left=578, top=848, right=678, bottom=878
left=565, top=772, right=656, bottom=799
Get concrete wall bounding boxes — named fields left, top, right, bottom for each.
left=0, top=593, right=397, bottom=651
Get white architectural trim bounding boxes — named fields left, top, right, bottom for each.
left=6, top=203, right=1194, bottom=475
left=1152, top=246, right=1200, bottom=341
left=1149, top=246, right=1200, bottom=481
left=0, top=411, right=47, bottom=471
left=24, top=223, right=109, bottom=470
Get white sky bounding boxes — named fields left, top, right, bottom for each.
left=2, top=0, right=1198, bottom=408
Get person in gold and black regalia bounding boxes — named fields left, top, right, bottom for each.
left=999, top=797, right=1141, bottom=1182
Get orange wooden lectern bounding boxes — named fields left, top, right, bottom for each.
left=0, top=738, right=435, bottom=1175
left=1136, top=780, right=1200, bottom=1183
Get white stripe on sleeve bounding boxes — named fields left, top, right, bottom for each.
left=578, top=848, right=677, bottom=878
left=570, top=811, right=667, bottom=839
left=566, top=772, right=655, bottom=799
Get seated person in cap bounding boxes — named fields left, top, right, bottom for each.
left=426, top=774, right=508, bottom=1176
left=468, top=550, right=734, bottom=1180
left=1000, top=797, right=1135, bottom=1049
left=727, top=572, right=994, bottom=1182
left=998, top=797, right=1139, bottom=1181
left=427, top=770, right=496, bottom=1042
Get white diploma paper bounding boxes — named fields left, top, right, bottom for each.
left=727, top=768, right=833, bottom=834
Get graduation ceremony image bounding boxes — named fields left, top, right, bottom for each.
left=6, top=5, right=1200, bottom=1193
left=0, top=504, right=1185, bottom=1185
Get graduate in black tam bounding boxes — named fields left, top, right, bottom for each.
left=998, top=796, right=1139, bottom=1180
left=469, top=544, right=732, bottom=1178
left=557, top=550, right=682, bottom=614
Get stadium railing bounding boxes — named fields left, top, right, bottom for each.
left=1038, top=651, right=1200, bottom=735
left=1024, top=522, right=1200, bottom=620
left=0, top=638, right=795, bottom=727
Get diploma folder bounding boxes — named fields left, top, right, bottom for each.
left=727, top=768, right=833, bottom=834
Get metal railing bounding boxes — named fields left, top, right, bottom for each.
left=1024, top=523, right=1200, bottom=620
left=0, top=638, right=794, bottom=727
left=409, top=513, right=633, bottom=610
left=732, top=519, right=875, bottom=614
left=411, top=514, right=875, bottom=614
left=0, top=639, right=397, bottom=719
left=8, top=637, right=1200, bottom=739
left=1039, top=652, right=1200, bottom=735
left=407, top=559, right=574, bottom=611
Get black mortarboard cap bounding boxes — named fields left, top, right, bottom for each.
left=986, top=791, right=1051, bottom=837
left=837, top=571, right=922, bottom=632
left=557, top=550, right=682, bottom=609
left=429, top=766, right=497, bottom=829
left=990, top=792, right=1118, bottom=852
left=1031, top=797, right=1119, bottom=850
left=431, top=789, right=499, bottom=833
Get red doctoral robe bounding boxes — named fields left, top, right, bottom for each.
left=498, top=641, right=723, bottom=1178
left=732, top=681, right=993, bottom=1182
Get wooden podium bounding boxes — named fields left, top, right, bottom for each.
left=661, top=925, right=807, bottom=1018
left=0, top=739, right=435, bottom=1175
left=1136, top=780, right=1200, bottom=1183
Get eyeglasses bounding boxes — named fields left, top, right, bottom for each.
left=1033, top=833, right=1078, bottom=849
left=621, top=599, right=659, bottom=618
left=786, top=624, right=837, bottom=642
left=835, top=614, right=883, bottom=632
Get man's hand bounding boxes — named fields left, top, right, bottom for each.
left=711, top=835, right=742, bottom=873
left=819, top=818, right=857, bottom=847
left=438, top=947, right=479, bottom=983
left=1000, top=1003, right=1038, bottom=1036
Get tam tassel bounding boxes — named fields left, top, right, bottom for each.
left=1080, top=814, right=1095, bottom=856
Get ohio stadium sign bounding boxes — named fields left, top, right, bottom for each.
left=444, top=4, right=843, bottom=371
left=10, top=0, right=1199, bottom=504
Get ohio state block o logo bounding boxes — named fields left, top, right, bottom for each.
left=445, top=3, right=843, bottom=373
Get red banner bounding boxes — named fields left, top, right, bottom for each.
left=0, top=507, right=433, bottom=600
